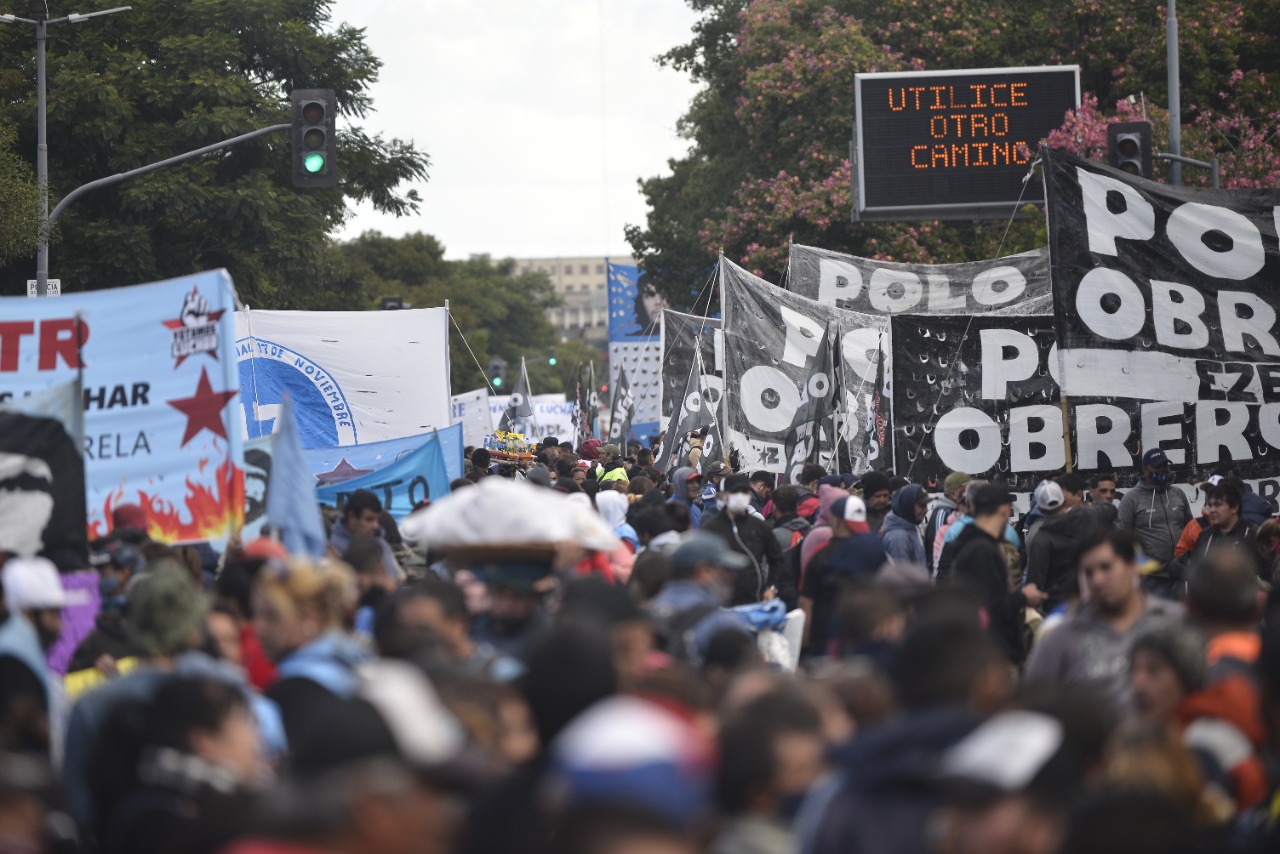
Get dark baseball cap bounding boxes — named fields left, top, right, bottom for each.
left=671, top=532, right=749, bottom=572
left=1141, top=448, right=1170, bottom=468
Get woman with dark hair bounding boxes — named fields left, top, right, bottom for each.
left=90, top=676, right=265, bottom=854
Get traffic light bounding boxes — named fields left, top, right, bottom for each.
left=547, top=348, right=558, bottom=366
left=488, top=356, right=508, bottom=389
left=291, top=89, right=338, bottom=188
left=1107, top=121, right=1153, bottom=179
left=599, top=383, right=609, bottom=405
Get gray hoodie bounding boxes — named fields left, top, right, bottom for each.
left=1116, top=479, right=1191, bottom=565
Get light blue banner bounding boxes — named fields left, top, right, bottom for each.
left=0, top=271, right=242, bottom=544
left=314, top=424, right=461, bottom=520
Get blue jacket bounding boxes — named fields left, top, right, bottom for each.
left=879, top=486, right=926, bottom=565
left=649, top=580, right=748, bottom=664
left=805, top=706, right=978, bottom=854
left=667, top=466, right=704, bottom=528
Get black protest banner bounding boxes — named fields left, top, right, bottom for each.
left=654, top=348, right=724, bottom=474
left=0, top=380, right=88, bottom=570
left=890, top=314, right=1154, bottom=491
left=498, top=358, right=535, bottom=433
left=782, top=322, right=839, bottom=483
left=787, top=244, right=1052, bottom=315
left=721, top=258, right=886, bottom=475
left=661, top=310, right=720, bottom=418
left=1045, top=149, right=1280, bottom=480
left=606, top=366, right=636, bottom=446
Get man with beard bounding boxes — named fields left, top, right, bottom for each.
left=0, top=557, right=66, bottom=755
left=858, top=471, right=894, bottom=535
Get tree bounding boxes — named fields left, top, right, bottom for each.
left=629, top=0, right=1280, bottom=303
left=0, top=0, right=427, bottom=307
left=333, top=232, right=602, bottom=395
left=0, top=125, right=41, bottom=267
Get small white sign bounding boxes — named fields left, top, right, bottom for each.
left=26, top=279, right=61, bottom=297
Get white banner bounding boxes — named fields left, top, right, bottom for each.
left=235, top=307, right=451, bottom=449
left=451, top=387, right=494, bottom=448
left=488, top=393, right=576, bottom=443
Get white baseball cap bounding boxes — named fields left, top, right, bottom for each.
left=1034, top=480, right=1065, bottom=512
left=833, top=495, right=868, bottom=524
left=2, top=557, right=67, bottom=611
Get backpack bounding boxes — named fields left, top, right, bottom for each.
left=651, top=603, right=720, bottom=663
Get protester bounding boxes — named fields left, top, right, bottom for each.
left=700, top=474, right=791, bottom=607
left=1187, top=481, right=1265, bottom=580
left=799, top=496, right=888, bottom=658
left=769, top=485, right=812, bottom=557
left=857, top=471, right=893, bottom=535
left=924, top=472, right=969, bottom=572
left=667, top=467, right=705, bottom=529
left=328, top=490, right=404, bottom=581
left=1025, top=528, right=1183, bottom=710
left=804, top=617, right=1012, bottom=854
left=1025, top=472, right=1106, bottom=613
left=879, top=484, right=928, bottom=565
left=701, top=461, right=728, bottom=504
left=1117, top=449, right=1193, bottom=569
left=254, top=558, right=368, bottom=740
left=709, top=688, right=825, bottom=854
left=948, top=485, right=1046, bottom=663
left=648, top=532, right=752, bottom=665
left=0, top=558, right=66, bottom=756
left=749, top=470, right=776, bottom=517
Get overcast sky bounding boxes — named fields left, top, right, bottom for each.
left=328, top=0, right=702, bottom=261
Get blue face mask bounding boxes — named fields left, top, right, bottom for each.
left=1151, top=469, right=1169, bottom=486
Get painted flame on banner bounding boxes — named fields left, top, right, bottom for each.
left=88, top=457, right=245, bottom=543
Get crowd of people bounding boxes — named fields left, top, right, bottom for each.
left=3, top=435, right=1280, bottom=854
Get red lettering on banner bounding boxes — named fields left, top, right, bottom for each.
left=0, top=322, right=34, bottom=371
left=0, top=319, right=89, bottom=372
left=39, top=318, right=87, bottom=370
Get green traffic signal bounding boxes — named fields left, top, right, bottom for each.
left=548, top=356, right=557, bottom=366
left=493, top=375, right=504, bottom=387
left=304, top=152, right=326, bottom=173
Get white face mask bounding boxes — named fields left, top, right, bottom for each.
left=726, top=492, right=752, bottom=514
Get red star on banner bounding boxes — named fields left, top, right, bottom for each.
left=167, top=367, right=237, bottom=447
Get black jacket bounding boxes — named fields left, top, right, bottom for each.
left=1190, top=518, right=1265, bottom=579
left=1025, top=505, right=1107, bottom=611
left=950, top=523, right=1027, bottom=663
left=701, top=510, right=794, bottom=607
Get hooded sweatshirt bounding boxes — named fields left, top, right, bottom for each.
left=1025, top=504, right=1108, bottom=611
left=798, top=485, right=848, bottom=578
left=880, top=486, right=926, bottom=565
left=667, top=466, right=703, bottom=528
left=1117, top=479, right=1192, bottom=565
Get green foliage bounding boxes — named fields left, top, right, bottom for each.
left=629, top=0, right=1280, bottom=302
left=335, top=232, right=602, bottom=395
left=0, top=0, right=427, bottom=306
left=0, top=124, right=41, bottom=267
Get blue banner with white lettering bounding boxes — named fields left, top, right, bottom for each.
left=314, top=425, right=460, bottom=520
left=0, top=271, right=242, bottom=546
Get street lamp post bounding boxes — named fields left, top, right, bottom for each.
left=0, top=4, right=131, bottom=296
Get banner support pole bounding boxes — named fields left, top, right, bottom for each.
left=1059, top=394, right=1074, bottom=473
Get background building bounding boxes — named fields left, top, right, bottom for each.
left=512, top=255, right=633, bottom=346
